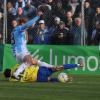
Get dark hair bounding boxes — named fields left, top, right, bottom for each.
left=4, top=69, right=11, bottom=78
left=18, top=18, right=28, bottom=25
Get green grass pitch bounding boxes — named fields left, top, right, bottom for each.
left=0, top=73, right=100, bottom=100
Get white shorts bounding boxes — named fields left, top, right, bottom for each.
left=15, top=51, right=30, bottom=64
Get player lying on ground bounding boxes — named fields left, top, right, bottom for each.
left=4, top=62, right=83, bottom=82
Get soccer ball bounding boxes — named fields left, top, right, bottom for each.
left=58, top=72, right=69, bottom=83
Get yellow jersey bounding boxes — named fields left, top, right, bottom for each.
left=9, top=64, right=39, bottom=82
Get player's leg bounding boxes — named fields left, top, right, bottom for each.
left=37, top=67, right=54, bottom=82
left=49, top=61, right=83, bottom=71
left=35, top=58, right=83, bottom=69
left=38, top=62, right=83, bottom=82
left=37, top=60, right=53, bottom=68
left=47, top=64, right=81, bottom=82
left=63, top=60, right=83, bottom=69
left=63, top=64, right=80, bottom=69
left=31, top=56, right=53, bottom=68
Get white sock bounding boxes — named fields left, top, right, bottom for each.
left=37, top=60, right=53, bottom=68
left=13, top=63, right=28, bottom=79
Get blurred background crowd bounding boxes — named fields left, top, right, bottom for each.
left=0, top=0, right=100, bottom=45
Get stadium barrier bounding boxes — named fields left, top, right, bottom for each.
left=2, top=44, right=100, bottom=75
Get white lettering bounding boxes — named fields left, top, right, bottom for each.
left=87, top=56, right=98, bottom=71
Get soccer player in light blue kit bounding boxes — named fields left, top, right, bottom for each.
left=11, top=10, right=55, bottom=79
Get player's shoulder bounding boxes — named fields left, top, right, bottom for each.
left=13, top=26, right=22, bottom=32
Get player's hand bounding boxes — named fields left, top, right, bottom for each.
left=78, top=59, right=84, bottom=68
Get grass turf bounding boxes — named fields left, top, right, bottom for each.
left=0, top=73, right=100, bottom=100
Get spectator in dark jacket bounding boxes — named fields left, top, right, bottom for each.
left=24, top=0, right=36, bottom=19
left=70, top=17, right=82, bottom=45
left=51, top=21, right=71, bottom=45
left=84, top=0, right=95, bottom=45
left=33, top=20, right=51, bottom=44
left=91, top=21, right=100, bottom=45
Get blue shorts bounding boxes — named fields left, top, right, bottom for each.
left=37, top=67, right=55, bottom=82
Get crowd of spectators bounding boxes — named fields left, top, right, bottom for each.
left=0, top=0, right=100, bottom=45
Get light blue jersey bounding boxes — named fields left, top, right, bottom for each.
left=11, top=29, right=28, bottom=56
left=11, top=16, right=40, bottom=56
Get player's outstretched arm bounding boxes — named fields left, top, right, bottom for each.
left=20, top=16, right=40, bottom=30
left=20, top=11, right=43, bottom=30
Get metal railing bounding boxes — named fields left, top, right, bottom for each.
left=2, top=0, right=94, bottom=45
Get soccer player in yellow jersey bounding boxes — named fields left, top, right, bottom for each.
left=4, top=62, right=83, bottom=82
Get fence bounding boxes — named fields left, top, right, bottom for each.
left=1, top=0, right=99, bottom=45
